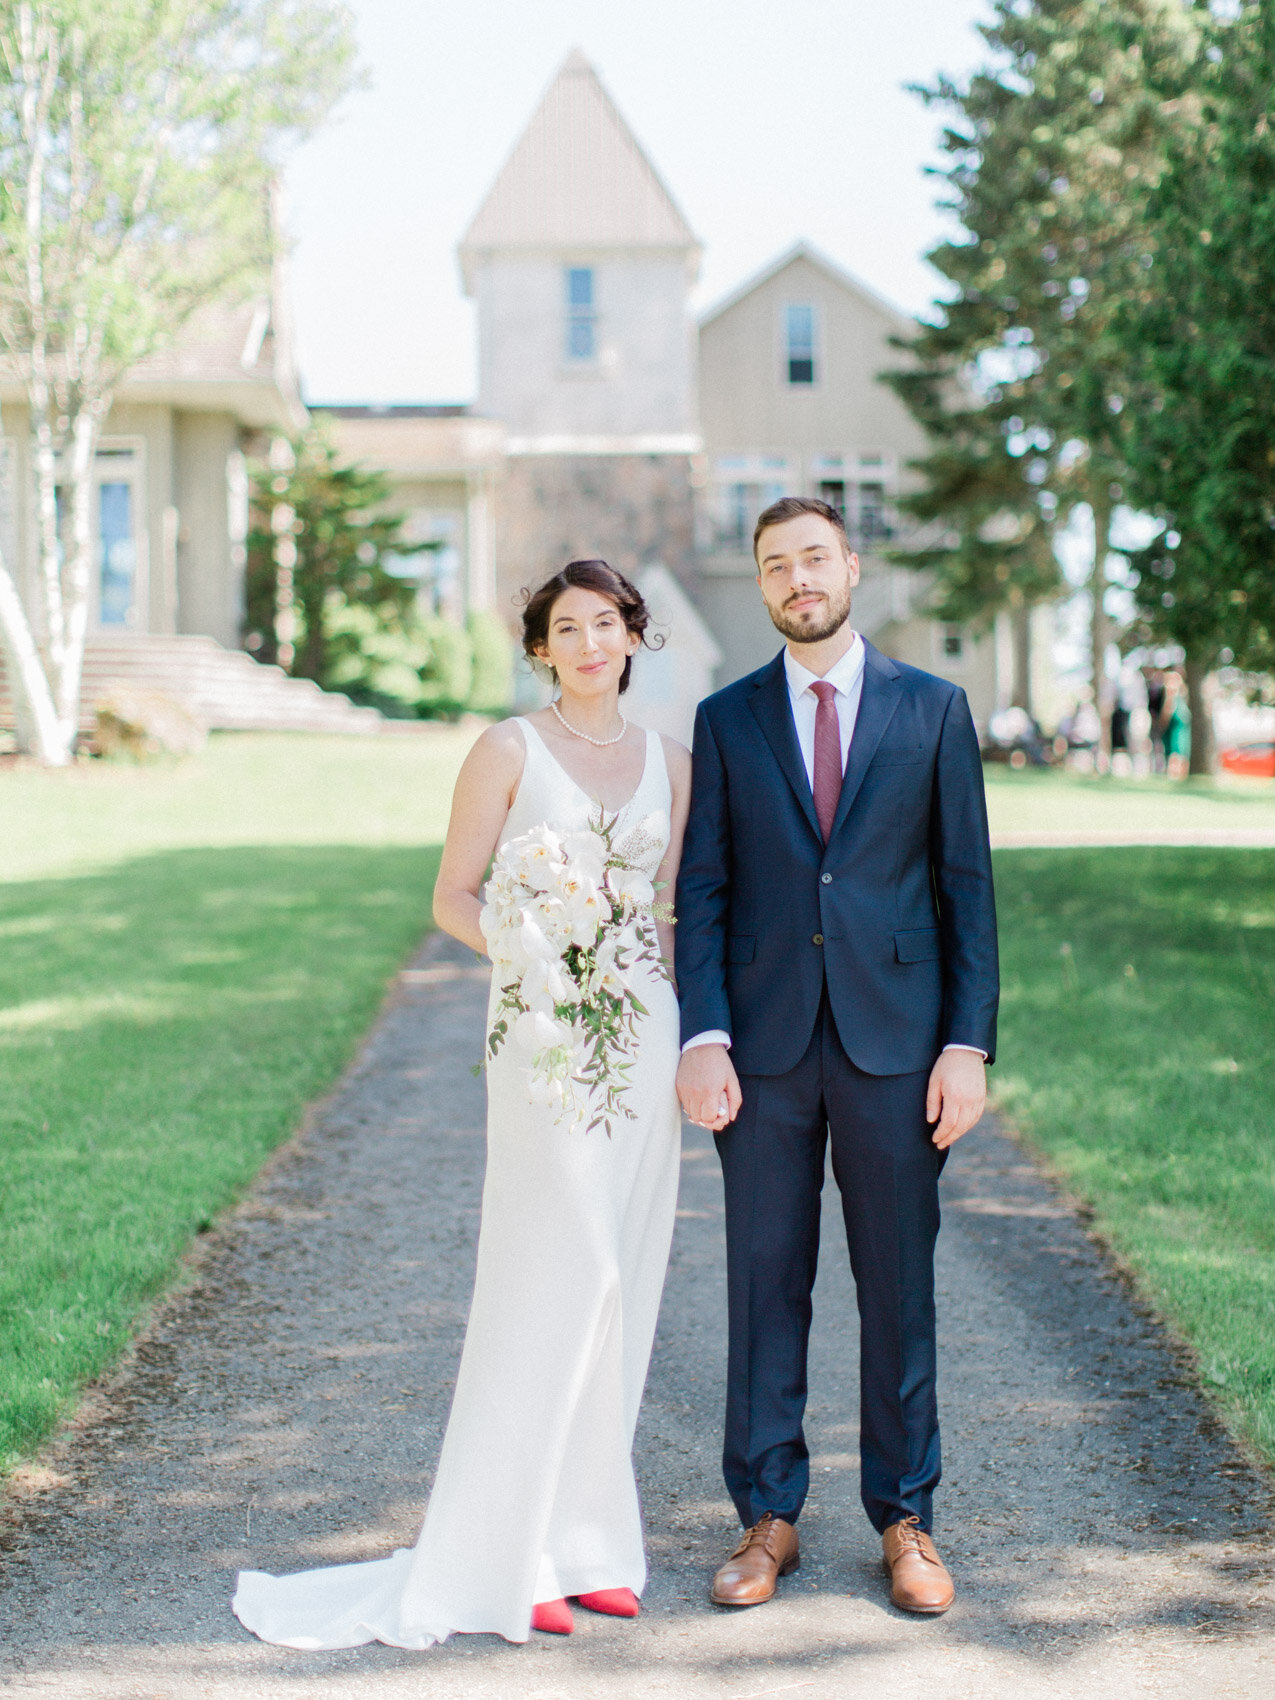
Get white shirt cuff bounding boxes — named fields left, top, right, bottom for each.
left=682, top=1030, right=731, bottom=1053
left=683, top=1034, right=982, bottom=1059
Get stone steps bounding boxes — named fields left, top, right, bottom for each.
left=0, top=633, right=383, bottom=735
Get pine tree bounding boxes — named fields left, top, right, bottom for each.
left=895, top=0, right=1195, bottom=750
left=244, top=419, right=429, bottom=689
left=1117, top=0, right=1275, bottom=771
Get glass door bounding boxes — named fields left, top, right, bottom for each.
left=90, top=443, right=145, bottom=631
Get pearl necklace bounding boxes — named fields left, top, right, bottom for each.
left=551, top=699, right=628, bottom=747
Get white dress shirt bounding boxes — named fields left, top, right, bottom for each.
left=682, top=635, right=985, bottom=1060
left=784, top=634, right=865, bottom=790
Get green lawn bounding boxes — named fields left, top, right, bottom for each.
left=992, top=846, right=1275, bottom=1464
left=4, top=742, right=1273, bottom=1478
left=984, top=764, right=1275, bottom=844
left=0, top=731, right=475, bottom=1470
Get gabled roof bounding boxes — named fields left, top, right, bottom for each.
left=699, top=241, right=914, bottom=338
left=0, top=296, right=305, bottom=431
left=459, top=50, right=700, bottom=289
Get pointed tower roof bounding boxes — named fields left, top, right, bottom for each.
left=459, top=51, right=700, bottom=291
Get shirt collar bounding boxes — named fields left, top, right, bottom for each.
left=784, top=631, right=864, bottom=700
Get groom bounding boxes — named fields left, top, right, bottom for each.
left=675, top=497, right=998, bottom=1615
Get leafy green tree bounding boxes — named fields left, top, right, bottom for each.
left=0, top=0, right=357, bottom=764
left=1116, top=0, right=1275, bottom=772
left=244, top=419, right=428, bottom=688
left=898, top=0, right=1195, bottom=750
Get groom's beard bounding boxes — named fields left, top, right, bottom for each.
left=766, top=579, right=853, bottom=645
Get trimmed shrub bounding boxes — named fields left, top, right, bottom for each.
left=417, top=616, right=474, bottom=718
left=466, top=609, right=515, bottom=715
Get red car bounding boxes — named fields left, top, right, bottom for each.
left=1219, top=742, right=1275, bottom=778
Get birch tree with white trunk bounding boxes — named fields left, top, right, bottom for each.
left=0, top=0, right=356, bottom=763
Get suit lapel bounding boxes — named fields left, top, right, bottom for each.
left=747, top=651, right=822, bottom=842
left=828, top=640, right=902, bottom=843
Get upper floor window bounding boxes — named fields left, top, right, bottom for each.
left=785, top=304, right=816, bottom=385
left=565, top=266, right=596, bottom=362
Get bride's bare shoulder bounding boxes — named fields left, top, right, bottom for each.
left=658, top=732, right=692, bottom=794
left=461, top=717, right=526, bottom=783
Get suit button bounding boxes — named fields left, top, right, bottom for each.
left=812, top=933, right=824, bottom=946
left=821, top=872, right=832, bottom=885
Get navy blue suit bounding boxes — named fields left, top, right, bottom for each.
left=675, top=640, right=999, bottom=1534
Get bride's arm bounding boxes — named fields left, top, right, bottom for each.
left=432, top=722, right=526, bottom=956
left=654, top=736, right=693, bottom=976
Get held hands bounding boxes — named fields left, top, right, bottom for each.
left=926, top=1049, right=987, bottom=1150
left=676, top=1040, right=984, bottom=1143
left=676, top=1044, right=742, bottom=1133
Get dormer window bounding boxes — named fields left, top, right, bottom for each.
left=565, top=266, right=597, bottom=362
left=785, top=304, right=816, bottom=385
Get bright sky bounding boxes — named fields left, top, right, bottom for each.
left=283, top=0, right=997, bottom=405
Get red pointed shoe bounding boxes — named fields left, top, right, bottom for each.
left=531, top=1597, right=574, bottom=1634
left=576, top=1588, right=640, bottom=1618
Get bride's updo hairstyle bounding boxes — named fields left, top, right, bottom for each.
left=520, top=559, right=660, bottom=695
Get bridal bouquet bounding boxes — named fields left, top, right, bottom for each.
left=480, top=815, right=670, bottom=1135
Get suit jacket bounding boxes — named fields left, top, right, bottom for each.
left=674, top=640, right=999, bottom=1077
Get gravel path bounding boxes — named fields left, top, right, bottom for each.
left=2, top=930, right=1273, bottom=1700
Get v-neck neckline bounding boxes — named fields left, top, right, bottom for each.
left=520, top=717, right=652, bottom=816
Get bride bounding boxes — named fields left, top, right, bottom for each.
left=233, top=559, right=690, bottom=1648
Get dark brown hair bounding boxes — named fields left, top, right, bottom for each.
left=519, top=559, right=657, bottom=695
left=753, top=495, right=850, bottom=560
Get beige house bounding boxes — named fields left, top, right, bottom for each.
left=318, top=54, right=1009, bottom=732
left=696, top=242, right=1000, bottom=729
left=0, top=297, right=302, bottom=649
left=0, top=294, right=386, bottom=734
left=3, top=49, right=1017, bottom=739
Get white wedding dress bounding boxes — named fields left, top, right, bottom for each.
left=233, top=718, right=681, bottom=1649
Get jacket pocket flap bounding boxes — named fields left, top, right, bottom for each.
left=726, top=934, right=756, bottom=964
left=895, top=927, right=940, bottom=963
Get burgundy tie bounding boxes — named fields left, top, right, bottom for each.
left=811, top=680, right=842, bottom=842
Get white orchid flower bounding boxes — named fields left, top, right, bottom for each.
left=566, top=886, right=609, bottom=948
left=606, top=866, right=654, bottom=909
left=510, top=825, right=565, bottom=891
left=559, top=829, right=607, bottom=882
left=514, top=1008, right=571, bottom=1051
left=518, top=915, right=559, bottom=963
left=521, top=954, right=573, bottom=1013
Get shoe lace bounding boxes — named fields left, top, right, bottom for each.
left=731, top=1513, right=782, bottom=1560
left=891, top=1515, right=941, bottom=1566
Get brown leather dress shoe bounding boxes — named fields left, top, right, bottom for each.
left=711, top=1513, right=800, bottom=1606
left=881, top=1515, right=955, bottom=1614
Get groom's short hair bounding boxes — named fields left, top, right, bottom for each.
left=753, top=496, right=850, bottom=561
